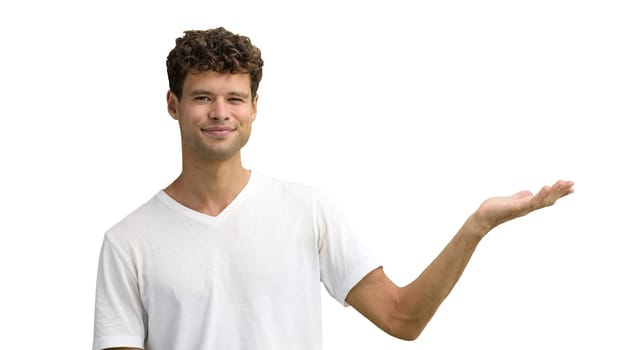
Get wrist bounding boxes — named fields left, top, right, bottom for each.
left=464, top=211, right=494, bottom=240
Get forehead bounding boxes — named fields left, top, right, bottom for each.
left=183, top=70, right=251, bottom=94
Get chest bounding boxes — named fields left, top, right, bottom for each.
left=137, top=216, right=320, bottom=308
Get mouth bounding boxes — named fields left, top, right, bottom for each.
left=201, top=126, right=236, bottom=137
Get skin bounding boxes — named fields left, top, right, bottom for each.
left=164, top=70, right=258, bottom=216
left=345, top=181, right=574, bottom=340
left=103, top=71, right=574, bottom=349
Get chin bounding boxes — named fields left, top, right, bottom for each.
left=199, top=147, right=241, bottom=161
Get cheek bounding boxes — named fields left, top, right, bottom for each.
left=180, top=107, right=205, bottom=124
left=236, top=108, right=256, bottom=126
left=242, top=118, right=255, bottom=129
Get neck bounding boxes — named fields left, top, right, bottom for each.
left=165, top=152, right=251, bottom=216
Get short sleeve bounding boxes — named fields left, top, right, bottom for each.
left=93, top=236, right=146, bottom=350
left=313, top=189, right=381, bottom=306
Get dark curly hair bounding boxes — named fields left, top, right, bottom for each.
left=166, top=27, right=264, bottom=99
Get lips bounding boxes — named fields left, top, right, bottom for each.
left=201, top=126, right=236, bottom=137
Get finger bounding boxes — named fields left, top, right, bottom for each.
left=535, top=185, right=551, bottom=201
left=562, top=180, right=575, bottom=194
left=553, top=180, right=575, bottom=197
left=542, top=180, right=574, bottom=206
left=537, top=184, right=564, bottom=208
left=526, top=180, right=574, bottom=212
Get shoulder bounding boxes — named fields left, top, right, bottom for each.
left=253, top=172, right=324, bottom=201
left=253, top=172, right=339, bottom=214
left=103, top=193, right=167, bottom=249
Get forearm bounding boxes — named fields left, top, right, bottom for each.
left=348, top=180, right=573, bottom=341
left=391, top=214, right=488, bottom=340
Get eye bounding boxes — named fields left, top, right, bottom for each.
left=194, top=96, right=211, bottom=103
left=228, top=97, right=244, bottom=104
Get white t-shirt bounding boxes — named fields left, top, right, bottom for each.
left=93, top=172, right=381, bottom=350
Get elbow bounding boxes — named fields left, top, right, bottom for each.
left=388, top=322, right=423, bottom=342
left=386, top=307, right=425, bottom=341
left=400, top=335, right=419, bottom=342
left=386, top=290, right=427, bottom=341
left=398, top=331, right=421, bottom=342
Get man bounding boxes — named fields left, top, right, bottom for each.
left=93, top=27, right=574, bottom=350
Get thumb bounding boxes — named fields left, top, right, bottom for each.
left=512, top=190, right=534, bottom=199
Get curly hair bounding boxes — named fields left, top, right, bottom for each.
left=166, top=27, right=264, bottom=99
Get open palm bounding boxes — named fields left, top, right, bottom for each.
left=476, top=180, right=575, bottom=230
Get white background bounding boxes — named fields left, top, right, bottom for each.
left=1, top=0, right=620, bottom=348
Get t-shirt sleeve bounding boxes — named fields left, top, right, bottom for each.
left=93, top=236, right=146, bottom=350
left=313, top=189, right=382, bottom=306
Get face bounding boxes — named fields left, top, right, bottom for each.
left=167, top=70, right=258, bottom=162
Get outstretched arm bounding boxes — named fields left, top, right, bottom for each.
left=345, top=180, right=574, bottom=341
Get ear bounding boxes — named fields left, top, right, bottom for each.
left=167, top=90, right=180, bottom=120
left=251, top=94, right=259, bottom=121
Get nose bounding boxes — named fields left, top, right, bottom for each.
left=208, top=97, right=229, bottom=121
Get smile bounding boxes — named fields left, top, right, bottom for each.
left=201, top=126, right=236, bottom=137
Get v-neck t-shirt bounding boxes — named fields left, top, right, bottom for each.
left=93, top=172, right=381, bottom=350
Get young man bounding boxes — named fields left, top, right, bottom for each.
left=93, top=27, right=574, bottom=350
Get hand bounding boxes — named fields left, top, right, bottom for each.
left=473, top=180, right=575, bottom=234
